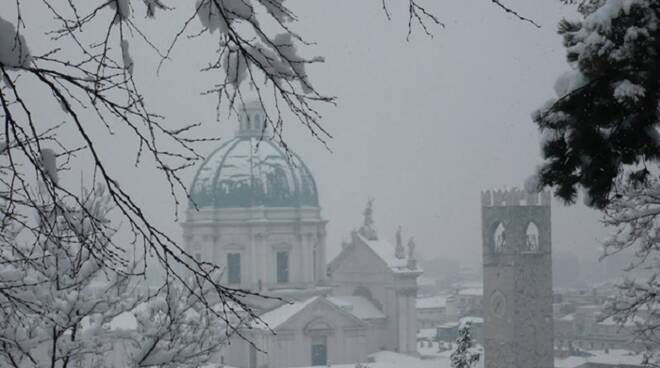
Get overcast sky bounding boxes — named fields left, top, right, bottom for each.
left=15, top=0, right=610, bottom=267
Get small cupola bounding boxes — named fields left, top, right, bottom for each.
left=236, top=99, right=268, bottom=139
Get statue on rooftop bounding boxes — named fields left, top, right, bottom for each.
left=395, top=225, right=405, bottom=259
left=358, top=198, right=378, bottom=240
left=407, top=236, right=417, bottom=269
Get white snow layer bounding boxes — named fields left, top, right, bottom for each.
left=554, top=70, right=587, bottom=98
left=416, top=295, right=448, bottom=309
left=327, top=296, right=386, bottom=320
left=121, top=39, right=134, bottom=75
left=250, top=297, right=318, bottom=330
left=613, top=79, right=645, bottom=103
left=196, top=0, right=253, bottom=33
left=357, top=233, right=421, bottom=274
left=109, top=0, right=131, bottom=21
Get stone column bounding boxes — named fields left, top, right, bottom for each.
left=395, top=286, right=418, bottom=353
left=397, top=293, right=407, bottom=353
left=304, top=233, right=316, bottom=284
left=250, top=231, right=257, bottom=287
left=408, top=294, right=416, bottom=352
left=259, top=233, right=269, bottom=287
left=318, top=230, right=327, bottom=282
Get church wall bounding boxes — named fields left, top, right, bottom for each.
left=330, top=242, right=420, bottom=353
left=182, top=207, right=326, bottom=293
left=330, top=243, right=394, bottom=310
left=365, top=319, right=390, bottom=353
left=223, top=299, right=370, bottom=368
left=222, top=333, right=255, bottom=368
left=393, top=273, right=419, bottom=354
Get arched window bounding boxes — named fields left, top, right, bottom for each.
left=353, top=286, right=373, bottom=300
left=493, top=223, right=506, bottom=252
left=525, top=222, right=540, bottom=252
left=353, top=286, right=382, bottom=310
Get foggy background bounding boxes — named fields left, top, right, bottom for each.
left=16, top=0, right=609, bottom=275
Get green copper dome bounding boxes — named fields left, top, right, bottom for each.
left=189, top=102, right=319, bottom=209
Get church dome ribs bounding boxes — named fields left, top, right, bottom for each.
left=189, top=136, right=319, bottom=209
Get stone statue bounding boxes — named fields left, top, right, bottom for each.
left=395, top=225, right=405, bottom=259
left=407, top=236, right=416, bottom=259
left=358, top=198, right=378, bottom=240
left=407, top=236, right=417, bottom=269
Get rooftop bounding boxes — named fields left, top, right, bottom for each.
left=416, top=295, right=448, bottom=310
left=327, top=296, right=386, bottom=320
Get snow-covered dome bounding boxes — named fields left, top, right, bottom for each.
left=189, top=101, right=319, bottom=209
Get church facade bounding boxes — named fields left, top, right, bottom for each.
left=182, top=100, right=421, bottom=368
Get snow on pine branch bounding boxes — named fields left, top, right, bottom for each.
left=532, top=0, right=660, bottom=208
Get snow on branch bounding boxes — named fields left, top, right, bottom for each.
left=601, top=175, right=660, bottom=364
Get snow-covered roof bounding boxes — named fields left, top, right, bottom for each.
left=450, top=280, right=483, bottom=289
left=417, top=328, right=437, bottom=339
left=417, top=295, right=448, bottom=310
left=296, top=349, right=642, bottom=368
left=457, top=287, right=483, bottom=297
left=417, top=276, right=436, bottom=287
left=560, top=313, right=575, bottom=321
left=251, top=296, right=375, bottom=330
left=598, top=315, right=644, bottom=327
left=576, top=304, right=604, bottom=312
left=460, top=316, right=484, bottom=325
left=555, top=350, right=644, bottom=368
left=357, top=233, right=422, bottom=274
left=298, top=351, right=475, bottom=368
left=250, top=297, right=318, bottom=330
left=328, top=232, right=423, bottom=277
left=437, top=321, right=460, bottom=329
left=327, top=296, right=385, bottom=320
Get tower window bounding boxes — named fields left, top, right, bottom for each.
left=525, top=222, right=540, bottom=252
left=276, top=250, right=289, bottom=283
left=227, top=253, right=241, bottom=284
left=493, top=223, right=506, bottom=252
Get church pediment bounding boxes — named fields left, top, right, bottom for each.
left=329, top=233, right=421, bottom=280
left=253, top=296, right=368, bottom=333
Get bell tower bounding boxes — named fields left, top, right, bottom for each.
left=481, top=188, right=553, bottom=368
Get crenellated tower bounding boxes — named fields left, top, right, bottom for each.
left=481, top=188, right=553, bottom=368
